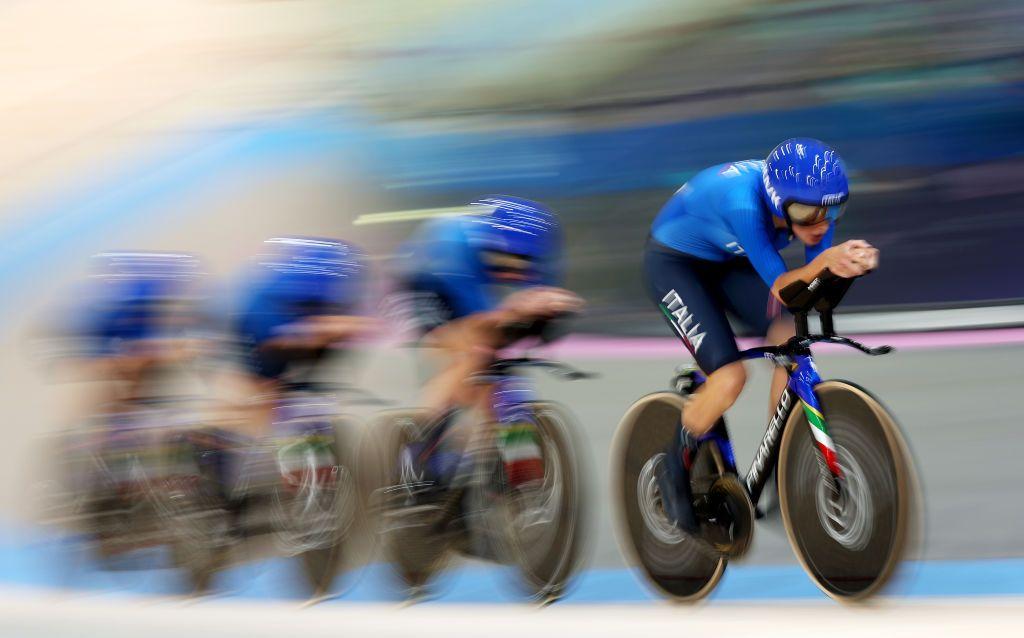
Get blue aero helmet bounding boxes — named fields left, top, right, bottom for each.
left=258, top=236, right=364, bottom=303
left=91, top=251, right=203, bottom=306
left=762, top=138, right=849, bottom=226
left=464, top=195, right=562, bottom=283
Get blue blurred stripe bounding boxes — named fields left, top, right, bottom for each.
left=0, top=116, right=357, bottom=305
left=4, top=523, right=1024, bottom=601
left=374, top=83, right=1024, bottom=195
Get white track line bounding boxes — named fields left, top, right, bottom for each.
left=2, top=588, right=1022, bottom=638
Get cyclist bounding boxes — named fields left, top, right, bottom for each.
left=392, top=196, right=583, bottom=497
left=644, top=138, right=878, bottom=533
left=230, top=237, right=373, bottom=408
left=58, top=251, right=206, bottom=407
left=177, top=237, right=374, bottom=508
left=48, top=251, right=206, bottom=546
left=218, top=236, right=374, bottom=452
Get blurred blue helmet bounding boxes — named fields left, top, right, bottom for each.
left=258, top=236, right=364, bottom=302
left=92, top=251, right=203, bottom=305
left=465, top=195, right=561, bottom=260
left=762, top=138, right=849, bottom=223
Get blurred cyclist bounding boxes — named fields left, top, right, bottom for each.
left=644, top=138, right=878, bottom=533
left=230, top=237, right=374, bottom=433
left=47, top=252, right=206, bottom=547
left=59, top=251, right=206, bottom=407
left=192, top=237, right=376, bottom=508
left=393, top=196, right=583, bottom=496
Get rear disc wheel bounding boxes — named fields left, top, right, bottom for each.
left=611, top=392, right=726, bottom=602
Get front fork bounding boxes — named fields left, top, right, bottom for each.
left=788, top=356, right=844, bottom=486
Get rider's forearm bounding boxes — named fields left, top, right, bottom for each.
left=769, top=252, right=831, bottom=302
left=432, top=309, right=517, bottom=353
left=60, top=353, right=158, bottom=382
left=263, top=316, right=374, bottom=350
left=261, top=334, right=324, bottom=351
left=56, top=357, right=123, bottom=381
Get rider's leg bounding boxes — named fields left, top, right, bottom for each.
left=718, top=259, right=791, bottom=418
left=436, top=335, right=545, bottom=491
left=681, top=361, right=747, bottom=435
left=644, top=240, right=746, bottom=532
left=418, top=304, right=500, bottom=414
left=423, top=322, right=544, bottom=496
left=658, top=361, right=747, bottom=532
left=422, top=349, right=499, bottom=529
left=211, top=351, right=291, bottom=505
left=415, top=318, right=500, bottom=490
left=224, top=361, right=279, bottom=443
left=643, top=243, right=749, bottom=438
left=420, top=348, right=487, bottom=415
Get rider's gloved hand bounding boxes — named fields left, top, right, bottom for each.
left=824, top=240, right=879, bottom=278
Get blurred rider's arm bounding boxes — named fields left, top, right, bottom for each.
left=259, top=314, right=378, bottom=351
left=428, top=287, right=584, bottom=356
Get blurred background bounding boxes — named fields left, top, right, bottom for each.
left=1, top=0, right=1023, bottom=608
left=4, top=0, right=1023, bottom=322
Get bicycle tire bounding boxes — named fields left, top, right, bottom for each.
left=490, top=401, right=589, bottom=603
left=611, top=392, right=727, bottom=602
left=778, top=380, right=918, bottom=601
left=288, top=416, right=362, bottom=597
left=371, top=409, right=454, bottom=594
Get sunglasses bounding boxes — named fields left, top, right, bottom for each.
left=786, top=202, right=846, bottom=226
left=480, top=250, right=536, bottom=280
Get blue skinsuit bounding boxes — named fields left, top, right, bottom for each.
left=651, top=160, right=833, bottom=288
left=645, top=159, right=835, bottom=373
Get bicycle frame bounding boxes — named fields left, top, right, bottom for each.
left=477, top=357, right=594, bottom=423
left=431, top=357, right=593, bottom=482
left=403, top=366, right=542, bottom=494
left=737, top=345, right=841, bottom=506
left=681, top=341, right=845, bottom=509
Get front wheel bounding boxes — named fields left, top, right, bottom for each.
left=271, top=417, right=361, bottom=597
left=156, top=429, right=234, bottom=594
left=370, top=409, right=454, bottom=595
left=489, top=402, right=589, bottom=603
left=611, top=392, right=727, bottom=602
left=778, top=380, right=919, bottom=601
